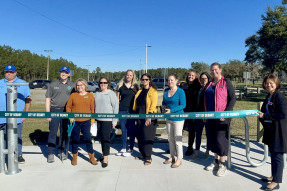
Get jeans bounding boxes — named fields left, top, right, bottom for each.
left=47, top=108, right=68, bottom=155
left=71, top=120, right=93, bottom=154
left=128, top=119, right=137, bottom=150
left=119, top=110, right=128, bottom=150
left=0, top=123, right=23, bottom=155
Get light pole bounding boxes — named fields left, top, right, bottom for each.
left=86, top=65, right=91, bottom=81
left=145, top=44, right=152, bottom=73
left=44, top=50, right=53, bottom=80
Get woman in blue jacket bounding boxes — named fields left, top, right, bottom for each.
left=162, top=74, right=186, bottom=168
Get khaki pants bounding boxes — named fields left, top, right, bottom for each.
left=166, top=119, right=184, bottom=159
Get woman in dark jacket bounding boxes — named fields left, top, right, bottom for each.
left=258, top=74, right=287, bottom=191
left=180, top=69, right=201, bottom=156
left=190, top=72, right=211, bottom=161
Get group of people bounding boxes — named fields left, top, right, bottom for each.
left=161, top=62, right=236, bottom=176
left=0, top=63, right=286, bottom=190
left=45, top=67, right=119, bottom=168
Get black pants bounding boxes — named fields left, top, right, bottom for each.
left=47, top=108, right=68, bottom=155
left=269, top=146, right=284, bottom=183
left=187, top=119, right=196, bottom=149
left=137, top=119, right=157, bottom=160
left=206, top=119, right=229, bottom=156
left=98, top=121, right=112, bottom=156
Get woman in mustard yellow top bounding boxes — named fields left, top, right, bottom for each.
left=133, top=73, right=158, bottom=165
left=66, top=78, right=97, bottom=166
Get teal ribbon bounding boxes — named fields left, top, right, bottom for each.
left=0, top=110, right=259, bottom=119
left=68, top=121, right=75, bottom=137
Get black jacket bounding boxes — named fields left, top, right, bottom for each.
left=180, top=80, right=201, bottom=112
left=259, top=90, right=287, bottom=153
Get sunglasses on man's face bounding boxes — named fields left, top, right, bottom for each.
left=141, top=78, right=149, bottom=81
left=5, top=71, right=15, bottom=74
left=99, top=82, right=108, bottom=84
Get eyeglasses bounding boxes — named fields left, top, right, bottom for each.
left=141, top=78, right=149, bottom=81
left=5, top=71, right=15, bottom=74
left=99, top=82, right=108, bottom=84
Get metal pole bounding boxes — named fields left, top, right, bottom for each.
left=227, top=124, right=231, bottom=169
left=6, top=84, right=21, bottom=175
left=44, top=50, right=53, bottom=80
left=145, top=44, right=147, bottom=73
left=86, top=65, right=91, bottom=81
left=145, top=44, right=151, bottom=73
left=0, top=126, right=7, bottom=173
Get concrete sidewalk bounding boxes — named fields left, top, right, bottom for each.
left=0, top=140, right=286, bottom=191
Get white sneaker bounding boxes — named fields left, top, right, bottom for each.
left=204, top=160, right=219, bottom=171
left=116, top=149, right=126, bottom=156
left=216, top=163, right=227, bottom=177
left=123, top=150, right=132, bottom=157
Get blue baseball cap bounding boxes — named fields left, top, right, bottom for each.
left=4, top=65, right=16, bottom=72
left=59, top=66, right=70, bottom=73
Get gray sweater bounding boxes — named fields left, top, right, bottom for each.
left=95, top=90, right=119, bottom=125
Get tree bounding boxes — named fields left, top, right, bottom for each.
left=245, top=2, right=287, bottom=73
left=222, top=60, right=247, bottom=81
left=190, top=62, right=210, bottom=74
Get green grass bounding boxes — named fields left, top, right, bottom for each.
left=21, top=97, right=263, bottom=145
left=23, top=104, right=48, bottom=145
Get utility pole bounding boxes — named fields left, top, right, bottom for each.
left=145, top=44, right=152, bottom=73
left=44, top=50, right=53, bottom=80
left=86, top=65, right=91, bottom=81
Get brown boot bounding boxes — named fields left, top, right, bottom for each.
left=88, top=153, right=98, bottom=165
left=71, top=152, right=78, bottom=166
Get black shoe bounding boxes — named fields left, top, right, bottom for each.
left=18, top=155, right=25, bottom=164
left=261, top=177, right=272, bottom=183
left=102, top=162, right=108, bottom=168
left=264, top=184, right=280, bottom=191
left=99, top=156, right=104, bottom=162
left=185, top=148, right=193, bottom=156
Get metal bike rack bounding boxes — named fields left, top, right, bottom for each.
left=0, top=83, right=28, bottom=175
left=228, top=117, right=269, bottom=169
left=243, top=117, right=269, bottom=167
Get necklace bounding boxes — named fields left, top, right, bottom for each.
left=168, top=87, right=177, bottom=97
left=125, top=83, right=132, bottom=88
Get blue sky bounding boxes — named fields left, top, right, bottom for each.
left=0, top=0, right=283, bottom=72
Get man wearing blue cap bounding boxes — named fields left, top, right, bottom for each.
left=45, top=66, right=75, bottom=163
left=0, top=64, right=31, bottom=164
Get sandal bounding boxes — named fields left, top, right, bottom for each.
left=135, top=155, right=144, bottom=160
left=144, top=159, right=152, bottom=166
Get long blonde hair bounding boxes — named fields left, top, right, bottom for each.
left=116, top=69, right=137, bottom=90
